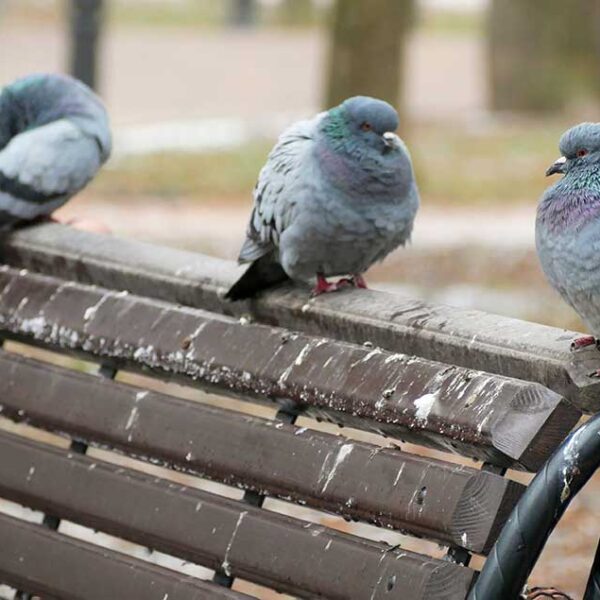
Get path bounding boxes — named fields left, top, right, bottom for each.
left=0, top=24, right=485, bottom=126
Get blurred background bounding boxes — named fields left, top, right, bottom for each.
left=2, top=0, right=600, bottom=597
left=3, top=0, right=600, bottom=329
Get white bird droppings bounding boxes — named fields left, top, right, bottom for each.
left=321, top=443, right=354, bottom=493
left=413, top=392, right=438, bottom=423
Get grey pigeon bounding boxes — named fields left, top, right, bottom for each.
left=226, top=96, right=420, bottom=300
left=0, top=73, right=111, bottom=229
left=536, top=122, right=600, bottom=351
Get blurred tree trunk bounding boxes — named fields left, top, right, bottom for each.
left=69, top=0, right=104, bottom=91
left=229, top=0, right=257, bottom=27
left=325, top=0, right=415, bottom=109
left=487, top=0, right=598, bottom=112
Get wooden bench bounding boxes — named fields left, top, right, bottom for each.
left=0, top=223, right=595, bottom=600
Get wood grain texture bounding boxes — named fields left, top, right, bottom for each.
left=0, top=431, right=476, bottom=600
left=0, top=268, right=580, bottom=470
left=0, top=350, right=522, bottom=553
left=0, top=512, right=249, bottom=600
left=2, top=223, right=599, bottom=411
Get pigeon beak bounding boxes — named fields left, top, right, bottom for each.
left=382, top=132, right=397, bottom=149
left=546, top=156, right=567, bottom=177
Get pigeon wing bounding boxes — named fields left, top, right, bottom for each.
left=0, top=118, right=103, bottom=221
left=238, top=115, right=321, bottom=263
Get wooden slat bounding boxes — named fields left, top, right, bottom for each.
left=0, top=350, right=523, bottom=553
left=0, top=431, right=477, bottom=600
left=0, top=269, right=580, bottom=470
left=0, top=512, right=250, bottom=600
left=2, top=223, right=599, bottom=412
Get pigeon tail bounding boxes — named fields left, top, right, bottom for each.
left=225, top=254, right=290, bottom=301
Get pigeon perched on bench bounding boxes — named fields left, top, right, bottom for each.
left=226, top=96, right=420, bottom=300
left=0, top=73, right=111, bottom=230
left=536, top=122, right=600, bottom=354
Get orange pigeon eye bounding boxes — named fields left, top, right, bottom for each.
left=577, top=148, right=588, bottom=157
left=360, top=122, right=372, bottom=132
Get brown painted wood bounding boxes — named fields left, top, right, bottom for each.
left=0, top=431, right=477, bottom=600
left=0, top=268, right=580, bottom=470
left=2, top=223, right=599, bottom=411
left=0, top=512, right=250, bottom=600
left=0, top=350, right=523, bottom=553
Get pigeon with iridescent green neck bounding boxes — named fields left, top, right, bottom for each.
left=0, top=73, right=111, bottom=229
left=536, top=122, right=600, bottom=353
left=226, top=96, right=420, bottom=300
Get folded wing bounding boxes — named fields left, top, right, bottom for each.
left=238, top=115, right=320, bottom=263
left=0, top=119, right=103, bottom=225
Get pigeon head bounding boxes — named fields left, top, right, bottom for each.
left=323, top=96, right=400, bottom=154
left=547, top=122, right=600, bottom=177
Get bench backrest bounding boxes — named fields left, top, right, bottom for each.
left=0, top=224, right=588, bottom=600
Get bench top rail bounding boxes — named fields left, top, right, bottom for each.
left=0, top=430, right=477, bottom=600
left=0, top=511, right=250, bottom=600
left=0, top=267, right=580, bottom=471
left=3, top=223, right=599, bottom=412
left=0, top=350, right=523, bottom=554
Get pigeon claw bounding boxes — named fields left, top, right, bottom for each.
left=588, top=369, right=600, bottom=379
left=311, top=273, right=369, bottom=297
left=311, top=274, right=342, bottom=297
left=352, top=274, right=368, bottom=289
left=336, top=274, right=368, bottom=289
left=570, top=335, right=597, bottom=351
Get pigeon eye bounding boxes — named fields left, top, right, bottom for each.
left=577, top=148, right=589, bottom=158
left=360, top=122, right=372, bottom=132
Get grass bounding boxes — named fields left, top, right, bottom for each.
left=419, top=8, right=484, bottom=37
left=3, top=0, right=484, bottom=34
left=96, top=120, right=570, bottom=206
left=109, top=1, right=227, bottom=29
left=1, top=0, right=327, bottom=29
left=96, top=141, right=272, bottom=201
left=411, top=120, right=567, bottom=205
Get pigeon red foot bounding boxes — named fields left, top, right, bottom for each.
left=570, top=335, right=596, bottom=351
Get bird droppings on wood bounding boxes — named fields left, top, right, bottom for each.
left=0, top=267, right=579, bottom=470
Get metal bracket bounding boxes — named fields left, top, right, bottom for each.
left=445, top=545, right=471, bottom=567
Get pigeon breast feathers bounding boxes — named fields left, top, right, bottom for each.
left=238, top=116, right=320, bottom=264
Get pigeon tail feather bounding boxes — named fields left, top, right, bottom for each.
left=225, top=254, right=290, bottom=301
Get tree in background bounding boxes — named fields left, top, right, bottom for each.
left=324, top=0, right=415, bottom=110
left=229, top=0, right=257, bottom=27
left=69, top=0, right=105, bottom=90
left=487, top=0, right=600, bottom=113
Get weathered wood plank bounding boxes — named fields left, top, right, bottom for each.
left=0, top=431, right=477, bottom=600
left=0, top=512, right=249, bottom=600
left=0, top=350, right=523, bottom=553
left=0, top=268, right=580, bottom=470
left=2, top=223, right=599, bottom=411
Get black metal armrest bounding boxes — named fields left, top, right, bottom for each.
left=469, top=413, right=600, bottom=600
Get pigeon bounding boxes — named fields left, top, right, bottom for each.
left=226, top=96, right=420, bottom=300
left=0, top=73, right=111, bottom=229
left=536, top=122, right=600, bottom=351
